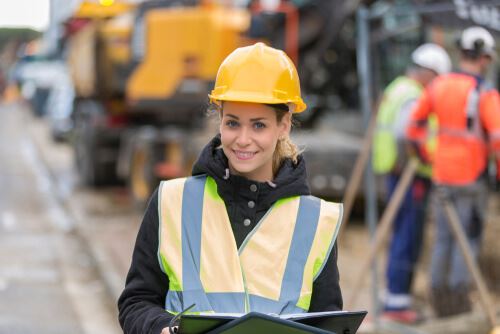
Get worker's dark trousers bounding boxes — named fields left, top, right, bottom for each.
left=384, top=174, right=431, bottom=310
left=429, top=181, right=487, bottom=316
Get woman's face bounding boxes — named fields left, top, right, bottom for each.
left=220, top=101, right=290, bottom=182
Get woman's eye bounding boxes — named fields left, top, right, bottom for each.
left=254, top=122, right=266, bottom=129
left=226, top=120, right=238, bottom=128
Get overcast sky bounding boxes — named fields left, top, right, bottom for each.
left=0, top=0, right=50, bottom=31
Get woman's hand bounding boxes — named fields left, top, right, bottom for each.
left=161, top=326, right=178, bottom=334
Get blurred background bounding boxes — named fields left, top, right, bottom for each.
left=0, top=0, right=499, bottom=333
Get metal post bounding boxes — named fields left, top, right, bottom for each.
left=356, top=5, right=380, bottom=317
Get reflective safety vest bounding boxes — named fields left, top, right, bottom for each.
left=158, top=175, right=342, bottom=315
left=372, top=76, right=435, bottom=177
left=407, top=73, right=500, bottom=185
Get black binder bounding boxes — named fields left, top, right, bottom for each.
left=179, top=310, right=367, bottom=334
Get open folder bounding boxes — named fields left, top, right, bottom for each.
left=179, top=310, right=367, bottom=334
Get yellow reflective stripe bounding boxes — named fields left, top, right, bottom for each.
left=297, top=200, right=341, bottom=310
left=240, top=197, right=301, bottom=301
left=200, top=177, right=245, bottom=293
left=296, top=294, right=312, bottom=311
left=419, top=115, right=437, bottom=177
left=313, top=201, right=342, bottom=279
left=159, top=178, right=186, bottom=291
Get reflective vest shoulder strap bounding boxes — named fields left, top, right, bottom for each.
left=239, top=195, right=320, bottom=313
left=158, top=177, right=188, bottom=290
left=296, top=199, right=342, bottom=309
left=465, top=83, right=480, bottom=121
left=280, top=196, right=322, bottom=302
left=373, top=77, right=422, bottom=174
left=158, top=175, right=216, bottom=313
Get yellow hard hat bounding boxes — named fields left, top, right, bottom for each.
left=209, top=42, right=306, bottom=113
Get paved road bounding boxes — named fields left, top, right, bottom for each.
left=0, top=102, right=121, bottom=334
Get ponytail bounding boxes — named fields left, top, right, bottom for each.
left=273, top=136, right=301, bottom=175
left=272, top=108, right=302, bottom=175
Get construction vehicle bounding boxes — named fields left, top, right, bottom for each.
left=65, top=0, right=135, bottom=186
left=65, top=0, right=379, bottom=205
left=65, top=0, right=251, bottom=204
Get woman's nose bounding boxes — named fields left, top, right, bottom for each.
left=236, top=127, right=252, bottom=146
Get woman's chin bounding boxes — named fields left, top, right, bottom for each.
left=230, top=163, right=255, bottom=176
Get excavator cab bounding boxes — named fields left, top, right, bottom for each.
left=126, top=2, right=251, bottom=126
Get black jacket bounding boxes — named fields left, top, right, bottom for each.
left=118, top=135, right=343, bottom=334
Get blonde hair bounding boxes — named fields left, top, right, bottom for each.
left=272, top=108, right=301, bottom=176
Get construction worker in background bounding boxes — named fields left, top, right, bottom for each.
left=118, top=43, right=344, bottom=334
left=407, top=26, right=500, bottom=317
left=373, top=43, right=451, bottom=323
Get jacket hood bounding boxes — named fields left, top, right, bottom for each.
left=192, top=135, right=310, bottom=207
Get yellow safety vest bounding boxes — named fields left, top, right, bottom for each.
left=373, top=77, right=422, bottom=173
left=372, top=76, right=436, bottom=177
left=158, top=175, right=342, bottom=315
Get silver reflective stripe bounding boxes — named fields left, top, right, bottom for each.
left=165, top=290, right=183, bottom=313
left=438, top=127, right=485, bottom=142
left=465, top=84, right=487, bottom=140
left=278, top=196, right=321, bottom=311
left=166, top=291, right=246, bottom=313
left=206, top=293, right=246, bottom=313
left=249, top=294, right=306, bottom=314
left=175, top=175, right=247, bottom=313
left=438, top=127, right=471, bottom=138
left=490, top=130, right=500, bottom=141
left=180, top=175, right=213, bottom=312
left=466, top=86, right=480, bottom=120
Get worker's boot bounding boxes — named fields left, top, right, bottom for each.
left=429, top=286, right=452, bottom=317
left=430, top=285, right=472, bottom=317
left=446, top=285, right=472, bottom=316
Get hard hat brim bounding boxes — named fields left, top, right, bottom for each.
left=209, top=92, right=306, bottom=113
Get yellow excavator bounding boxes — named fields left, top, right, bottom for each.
left=66, top=0, right=251, bottom=204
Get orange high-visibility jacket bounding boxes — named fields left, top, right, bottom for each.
left=407, top=72, right=500, bottom=185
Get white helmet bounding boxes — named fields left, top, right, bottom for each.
left=458, top=26, right=496, bottom=58
left=411, top=43, right=452, bottom=75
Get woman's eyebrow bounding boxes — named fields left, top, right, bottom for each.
left=225, top=114, right=267, bottom=121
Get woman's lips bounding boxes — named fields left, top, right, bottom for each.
left=233, top=150, right=256, bottom=160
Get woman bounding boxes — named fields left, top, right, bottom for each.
left=118, top=43, right=343, bottom=334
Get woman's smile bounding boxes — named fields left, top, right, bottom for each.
left=232, top=149, right=257, bottom=160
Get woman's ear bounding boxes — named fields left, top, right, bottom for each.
left=280, top=112, right=292, bottom=137
left=218, top=109, right=223, bottom=133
